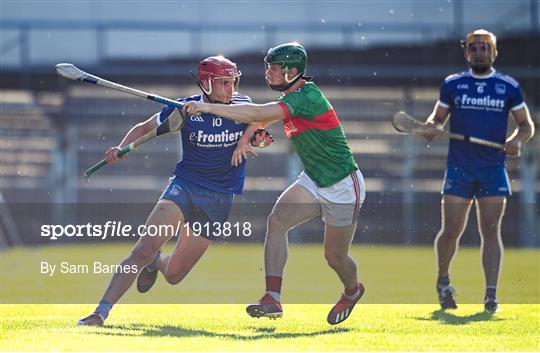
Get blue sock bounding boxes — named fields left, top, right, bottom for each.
left=486, top=287, right=497, bottom=300
left=437, top=275, right=450, bottom=287
left=94, top=299, right=113, bottom=320
left=146, top=250, right=161, bottom=271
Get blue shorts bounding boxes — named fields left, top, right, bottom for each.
left=442, top=164, right=511, bottom=199
left=160, top=177, right=233, bottom=239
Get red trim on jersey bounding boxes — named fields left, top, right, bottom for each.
left=351, top=171, right=361, bottom=221
left=277, top=101, right=292, bottom=120
left=282, top=109, right=341, bottom=139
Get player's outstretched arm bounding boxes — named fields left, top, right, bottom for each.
left=105, top=114, right=159, bottom=164
left=184, top=101, right=284, bottom=124
left=504, top=105, right=535, bottom=156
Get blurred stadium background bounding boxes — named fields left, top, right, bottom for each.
left=1, top=0, right=539, bottom=251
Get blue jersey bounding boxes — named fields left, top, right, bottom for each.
left=157, top=94, right=251, bottom=194
left=438, top=69, right=525, bottom=167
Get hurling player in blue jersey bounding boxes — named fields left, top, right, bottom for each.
left=78, top=56, right=273, bottom=326
left=422, top=29, right=534, bottom=312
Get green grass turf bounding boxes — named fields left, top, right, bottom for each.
left=1, top=304, right=539, bottom=351
left=0, top=244, right=539, bottom=351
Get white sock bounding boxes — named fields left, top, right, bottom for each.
left=267, top=291, right=281, bottom=302
left=344, top=288, right=360, bottom=300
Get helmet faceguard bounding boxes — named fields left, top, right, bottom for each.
left=460, top=29, right=497, bottom=74
left=197, top=56, right=241, bottom=101
left=264, top=42, right=308, bottom=91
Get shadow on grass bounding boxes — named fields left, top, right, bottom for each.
left=95, top=323, right=350, bottom=340
left=415, top=309, right=504, bottom=325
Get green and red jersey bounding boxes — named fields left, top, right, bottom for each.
left=277, top=81, right=358, bottom=187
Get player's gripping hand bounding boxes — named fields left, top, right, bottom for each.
left=105, top=146, right=127, bottom=164
left=421, top=121, right=444, bottom=142
left=231, top=143, right=257, bottom=167
left=184, top=101, right=209, bottom=116
left=503, top=138, right=521, bottom=157
left=250, top=128, right=274, bottom=148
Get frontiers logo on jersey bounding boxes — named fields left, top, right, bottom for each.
left=189, top=129, right=243, bottom=148
left=454, top=94, right=505, bottom=112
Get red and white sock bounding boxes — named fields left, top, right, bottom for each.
left=344, top=283, right=361, bottom=300
left=265, top=275, right=282, bottom=302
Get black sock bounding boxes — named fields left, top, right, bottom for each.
left=437, top=275, right=450, bottom=287
left=486, top=287, right=497, bottom=300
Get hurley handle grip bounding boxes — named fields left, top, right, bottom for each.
left=83, top=144, right=132, bottom=179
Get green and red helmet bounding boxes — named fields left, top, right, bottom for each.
left=264, top=42, right=308, bottom=91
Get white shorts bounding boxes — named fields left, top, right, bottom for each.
left=295, top=170, right=366, bottom=227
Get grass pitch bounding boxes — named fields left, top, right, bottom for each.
left=1, top=244, right=539, bottom=351
left=1, top=304, right=539, bottom=351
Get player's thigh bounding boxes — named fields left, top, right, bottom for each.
left=440, top=194, right=473, bottom=233
left=476, top=166, right=511, bottom=198
left=323, top=222, right=357, bottom=258
left=442, top=165, right=475, bottom=199
left=133, top=199, right=185, bottom=257
left=475, top=196, right=506, bottom=235
left=319, top=170, right=365, bottom=227
left=167, top=223, right=211, bottom=276
left=271, top=182, right=321, bottom=227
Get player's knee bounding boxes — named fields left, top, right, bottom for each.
left=267, top=211, right=293, bottom=232
left=439, top=223, right=463, bottom=239
left=480, top=227, right=500, bottom=241
left=480, top=220, right=499, bottom=235
left=164, top=268, right=187, bottom=285
left=324, top=251, right=346, bottom=269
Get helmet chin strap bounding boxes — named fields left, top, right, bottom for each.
left=269, top=67, right=304, bottom=92
left=202, top=80, right=213, bottom=96
left=191, top=71, right=232, bottom=104
left=284, top=70, right=301, bottom=84
left=191, top=71, right=214, bottom=103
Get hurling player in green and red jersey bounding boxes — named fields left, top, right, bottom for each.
left=185, top=42, right=366, bottom=325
